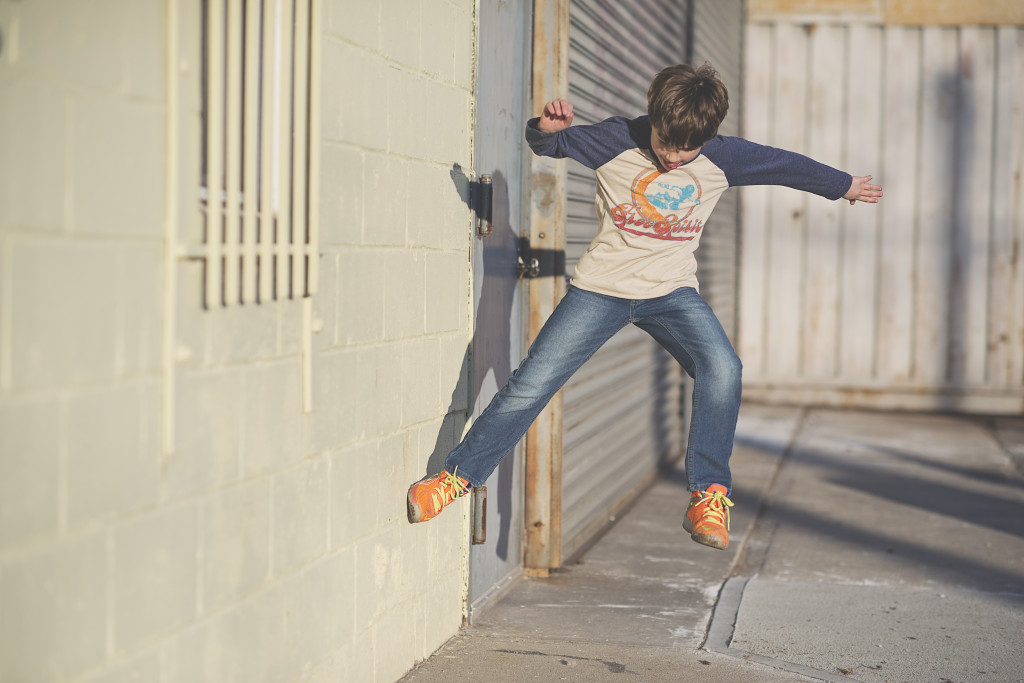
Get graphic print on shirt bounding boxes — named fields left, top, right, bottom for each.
left=611, top=167, right=704, bottom=241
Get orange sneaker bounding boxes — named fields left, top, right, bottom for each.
left=407, top=468, right=471, bottom=523
left=682, top=484, right=734, bottom=550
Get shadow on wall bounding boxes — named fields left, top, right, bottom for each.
left=927, top=59, right=999, bottom=397
left=419, top=163, right=521, bottom=562
left=945, top=60, right=974, bottom=391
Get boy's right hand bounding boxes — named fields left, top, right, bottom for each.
left=844, top=175, right=883, bottom=205
left=538, top=99, right=574, bottom=133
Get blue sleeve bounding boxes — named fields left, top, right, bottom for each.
left=701, top=136, right=852, bottom=201
left=525, top=115, right=646, bottom=170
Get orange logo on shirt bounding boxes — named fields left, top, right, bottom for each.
left=612, top=169, right=704, bottom=241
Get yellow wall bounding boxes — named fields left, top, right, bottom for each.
left=749, top=0, right=1024, bottom=24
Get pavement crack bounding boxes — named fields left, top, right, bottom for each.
left=492, top=649, right=632, bottom=674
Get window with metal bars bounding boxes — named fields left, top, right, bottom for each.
left=200, top=0, right=317, bottom=308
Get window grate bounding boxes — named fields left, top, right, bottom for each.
left=200, top=0, right=315, bottom=308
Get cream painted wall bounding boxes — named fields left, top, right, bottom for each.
left=0, top=0, right=476, bottom=681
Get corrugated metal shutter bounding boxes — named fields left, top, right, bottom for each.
left=561, top=0, right=691, bottom=561
left=690, top=0, right=744, bottom=341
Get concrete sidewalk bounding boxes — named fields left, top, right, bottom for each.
left=401, top=405, right=1024, bottom=682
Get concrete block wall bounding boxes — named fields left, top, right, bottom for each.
left=0, top=0, right=477, bottom=681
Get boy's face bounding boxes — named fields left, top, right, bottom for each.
left=650, top=127, right=701, bottom=171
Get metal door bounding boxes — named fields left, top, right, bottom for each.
left=559, top=0, right=691, bottom=562
left=468, top=0, right=532, bottom=615
left=738, top=21, right=1024, bottom=414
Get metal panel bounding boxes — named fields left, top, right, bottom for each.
left=691, top=0, right=744, bottom=342
left=739, top=22, right=1024, bottom=414
left=560, top=0, right=690, bottom=562
left=801, top=23, right=845, bottom=379
left=470, top=0, right=531, bottom=610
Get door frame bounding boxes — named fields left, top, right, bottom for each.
left=522, top=0, right=570, bottom=572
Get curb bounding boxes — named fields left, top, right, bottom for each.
left=704, top=576, right=860, bottom=683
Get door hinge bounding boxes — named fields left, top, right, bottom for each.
left=472, top=486, right=487, bottom=544
left=476, top=174, right=493, bottom=236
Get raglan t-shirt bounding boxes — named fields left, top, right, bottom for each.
left=525, top=115, right=852, bottom=299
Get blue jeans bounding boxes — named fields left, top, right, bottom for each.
left=444, top=286, right=742, bottom=494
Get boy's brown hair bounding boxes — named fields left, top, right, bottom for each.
left=647, top=63, right=729, bottom=150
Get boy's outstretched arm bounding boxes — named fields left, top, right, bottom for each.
left=844, top=175, right=883, bottom=205
left=537, top=99, right=574, bottom=133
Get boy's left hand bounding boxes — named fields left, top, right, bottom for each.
left=844, top=175, right=883, bottom=205
left=538, top=99, right=574, bottom=133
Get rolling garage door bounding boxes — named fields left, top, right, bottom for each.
left=691, top=0, right=744, bottom=342
left=559, top=0, right=692, bottom=560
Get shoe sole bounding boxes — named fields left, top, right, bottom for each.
left=407, top=488, right=425, bottom=523
left=682, top=517, right=728, bottom=550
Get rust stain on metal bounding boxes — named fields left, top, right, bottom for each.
left=528, top=281, right=544, bottom=336
left=524, top=0, right=570, bottom=572
left=534, top=171, right=557, bottom=217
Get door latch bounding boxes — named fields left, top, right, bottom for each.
left=476, top=174, right=493, bottom=236
left=517, top=255, right=540, bottom=279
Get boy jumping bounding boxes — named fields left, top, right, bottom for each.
left=408, top=63, right=882, bottom=550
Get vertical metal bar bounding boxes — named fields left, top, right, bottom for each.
left=737, top=23, right=772, bottom=377
left=913, top=26, right=957, bottom=387
left=258, top=0, right=276, bottom=301
left=685, top=0, right=695, bottom=64
left=0, top=244, right=11, bottom=390
left=301, top=0, right=321, bottom=415
left=306, top=0, right=321, bottom=296
left=838, top=24, right=882, bottom=380
left=302, top=295, right=313, bottom=412
left=876, top=27, right=919, bottom=383
left=290, top=0, right=310, bottom=298
left=1006, top=27, right=1024, bottom=389
left=275, top=0, right=295, bottom=299
left=987, top=25, right=1016, bottom=387
left=163, top=0, right=181, bottom=454
left=205, top=0, right=226, bottom=307
left=241, top=0, right=261, bottom=304
left=524, top=0, right=569, bottom=572
left=223, top=0, right=244, bottom=306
